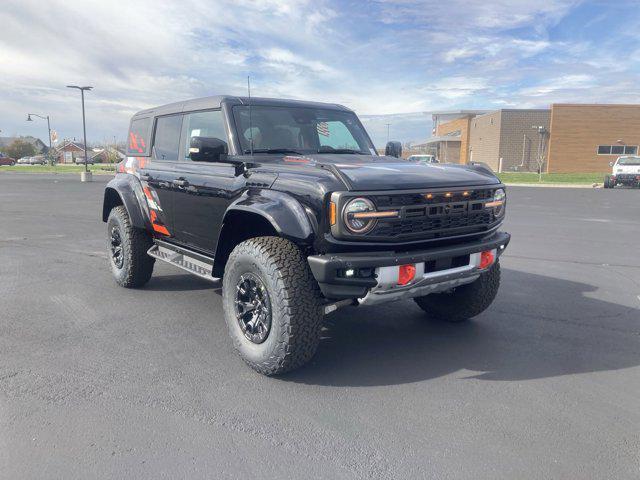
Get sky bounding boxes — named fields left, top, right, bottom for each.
left=2, top=0, right=640, bottom=147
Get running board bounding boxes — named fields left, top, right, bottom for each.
left=147, top=242, right=220, bottom=283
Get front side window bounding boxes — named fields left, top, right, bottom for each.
left=232, top=105, right=375, bottom=155
left=182, top=110, right=227, bottom=161
left=153, top=115, right=183, bottom=161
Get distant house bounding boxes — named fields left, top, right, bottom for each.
left=0, top=136, right=48, bottom=153
left=54, top=141, right=86, bottom=163
left=91, top=147, right=126, bottom=164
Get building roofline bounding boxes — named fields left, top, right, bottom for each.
left=551, top=103, right=640, bottom=108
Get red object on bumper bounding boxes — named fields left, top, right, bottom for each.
left=479, top=250, right=495, bottom=270
left=398, top=264, right=416, bottom=285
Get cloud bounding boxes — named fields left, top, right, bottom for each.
left=1, top=0, right=640, bottom=145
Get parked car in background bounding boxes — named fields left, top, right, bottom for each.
left=17, top=156, right=46, bottom=165
left=0, top=154, right=16, bottom=166
left=407, top=154, right=438, bottom=164
left=74, top=156, right=95, bottom=165
left=604, top=156, right=640, bottom=188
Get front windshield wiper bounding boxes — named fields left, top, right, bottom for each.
left=317, top=148, right=365, bottom=154
left=244, top=148, right=304, bottom=155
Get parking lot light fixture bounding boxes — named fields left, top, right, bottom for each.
left=66, top=85, right=93, bottom=175
left=26, top=113, right=53, bottom=161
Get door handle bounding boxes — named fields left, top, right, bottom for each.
left=173, top=178, right=189, bottom=187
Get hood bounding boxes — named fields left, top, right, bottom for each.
left=302, top=154, right=500, bottom=191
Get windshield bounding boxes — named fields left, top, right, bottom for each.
left=232, top=105, right=376, bottom=155
left=617, top=156, right=640, bottom=166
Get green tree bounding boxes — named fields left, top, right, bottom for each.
left=4, top=139, right=37, bottom=159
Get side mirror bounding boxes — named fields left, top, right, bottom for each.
left=385, top=141, right=402, bottom=158
left=189, top=136, right=228, bottom=162
left=609, top=162, right=614, bottom=167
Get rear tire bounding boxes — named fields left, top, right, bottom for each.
left=414, top=261, right=501, bottom=322
left=106, top=205, right=155, bottom=288
left=222, top=236, right=323, bottom=375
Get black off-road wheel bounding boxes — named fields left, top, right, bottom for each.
left=222, top=236, right=323, bottom=376
left=414, top=261, right=501, bottom=322
left=604, top=175, right=614, bottom=188
left=106, top=205, right=155, bottom=288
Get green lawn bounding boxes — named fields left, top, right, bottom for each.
left=498, top=172, right=603, bottom=184
left=0, top=164, right=116, bottom=174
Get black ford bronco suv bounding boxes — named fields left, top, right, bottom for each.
left=103, top=96, right=510, bottom=375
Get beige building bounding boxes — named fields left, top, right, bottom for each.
left=547, top=104, right=640, bottom=173
left=413, top=104, right=640, bottom=173
left=468, top=109, right=550, bottom=172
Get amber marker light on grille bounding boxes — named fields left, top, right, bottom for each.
left=424, top=193, right=434, bottom=200
left=444, top=192, right=453, bottom=198
left=351, top=210, right=399, bottom=219
left=329, top=202, right=337, bottom=225
left=485, top=200, right=505, bottom=208
left=462, top=191, right=470, bottom=197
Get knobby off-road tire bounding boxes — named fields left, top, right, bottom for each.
left=222, top=236, right=323, bottom=375
left=414, top=261, right=501, bottom=323
left=106, top=205, right=155, bottom=288
left=604, top=175, right=614, bottom=189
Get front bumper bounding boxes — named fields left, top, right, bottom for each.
left=308, top=231, right=510, bottom=301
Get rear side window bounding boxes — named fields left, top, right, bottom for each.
left=152, top=115, right=183, bottom=161
left=127, top=117, right=151, bottom=156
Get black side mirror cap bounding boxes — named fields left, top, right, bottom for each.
left=189, top=136, right=228, bottom=162
left=385, top=141, right=402, bottom=158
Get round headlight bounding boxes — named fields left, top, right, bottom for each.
left=343, top=197, right=377, bottom=234
left=493, top=188, right=506, bottom=217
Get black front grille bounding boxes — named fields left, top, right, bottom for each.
left=370, top=187, right=498, bottom=240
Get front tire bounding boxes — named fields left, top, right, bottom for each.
left=414, top=261, right=501, bottom=322
left=106, top=205, right=155, bottom=288
left=222, top=237, right=323, bottom=375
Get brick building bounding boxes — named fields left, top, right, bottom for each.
left=468, top=109, right=550, bottom=172
left=547, top=104, right=640, bottom=173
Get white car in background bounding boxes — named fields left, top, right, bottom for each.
left=407, top=154, right=438, bottom=164
left=604, top=156, right=640, bottom=188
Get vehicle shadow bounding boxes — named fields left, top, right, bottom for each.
left=143, top=273, right=217, bottom=292
left=282, top=268, right=640, bottom=387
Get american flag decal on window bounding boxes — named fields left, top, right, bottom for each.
left=317, top=122, right=330, bottom=137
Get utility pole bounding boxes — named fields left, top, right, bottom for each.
left=385, top=123, right=391, bottom=143
left=66, top=85, right=93, bottom=180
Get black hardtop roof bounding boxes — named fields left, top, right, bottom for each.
left=132, top=95, right=353, bottom=118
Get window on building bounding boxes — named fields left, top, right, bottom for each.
left=611, top=145, right=624, bottom=155
left=152, top=115, right=183, bottom=161
left=597, top=145, right=638, bottom=155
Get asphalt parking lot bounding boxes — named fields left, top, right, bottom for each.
left=1, top=173, right=639, bottom=479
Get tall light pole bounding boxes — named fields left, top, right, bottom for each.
left=26, top=113, right=52, bottom=161
left=385, top=123, right=391, bottom=143
left=66, top=85, right=93, bottom=174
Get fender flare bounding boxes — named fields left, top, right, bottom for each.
left=102, top=175, right=151, bottom=230
left=219, top=189, right=316, bottom=244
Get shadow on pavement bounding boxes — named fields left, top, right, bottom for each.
left=143, top=273, right=217, bottom=292
left=281, top=268, right=640, bottom=387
